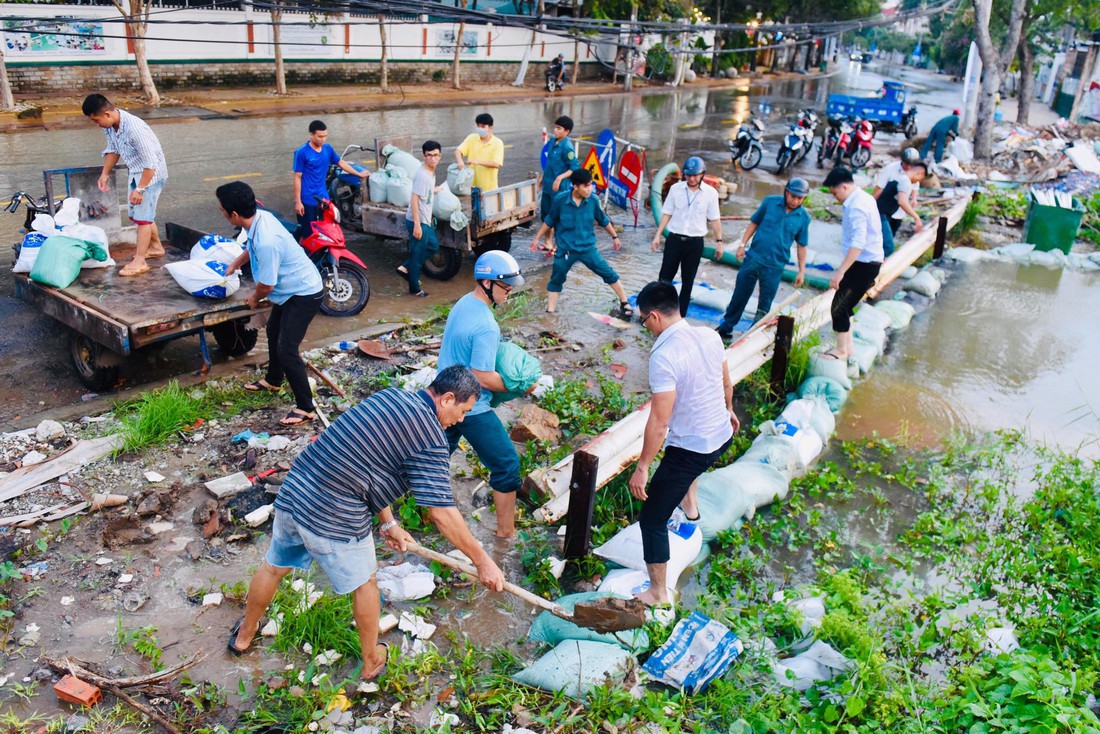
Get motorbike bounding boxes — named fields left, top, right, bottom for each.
left=844, top=117, right=875, bottom=168
left=819, top=116, right=874, bottom=169
left=727, top=116, right=765, bottom=171
left=818, top=116, right=845, bottom=168
left=871, top=106, right=918, bottom=139
left=545, top=61, right=567, bottom=92
left=326, top=144, right=373, bottom=226
left=794, top=110, right=819, bottom=164
left=775, top=110, right=817, bottom=174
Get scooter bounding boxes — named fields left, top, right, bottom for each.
left=844, top=117, right=875, bottom=168
left=794, top=110, right=819, bottom=164
left=727, top=116, right=765, bottom=170
left=326, top=144, right=373, bottom=226
left=775, top=121, right=803, bottom=175
left=818, top=116, right=845, bottom=168
left=545, top=61, right=567, bottom=92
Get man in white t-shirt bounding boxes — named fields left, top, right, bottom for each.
left=628, top=281, right=739, bottom=606
left=398, top=140, right=445, bottom=298
left=651, top=156, right=724, bottom=317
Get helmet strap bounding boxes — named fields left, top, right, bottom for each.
left=479, top=280, right=498, bottom=308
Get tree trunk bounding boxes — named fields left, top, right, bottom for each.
left=378, top=15, right=389, bottom=92
left=452, top=0, right=467, bottom=90
left=1016, top=34, right=1033, bottom=126
left=571, top=40, right=580, bottom=85
left=0, top=47, right=15, bottom=111
left=272, top=3, right=287, bottom=95
left=970, top=0, right=1026, bottom=159
left=113, top=1, right=160, bottom=106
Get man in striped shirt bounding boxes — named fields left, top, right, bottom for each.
left=228, top=366, right=505, bottom=682
left=83, top=94, right=168, bottom=277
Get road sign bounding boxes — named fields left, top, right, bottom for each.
left=596, top=128, right=617, bottom=174
left=582, top=148, right=608, bottom=190
left=540, top=140, right=551, bottom=169
left=607, top=176, right=629, bottom=208
left=617, top=150, right=643, bottom=197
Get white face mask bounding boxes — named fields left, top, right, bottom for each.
left=476, top=127, right=490, bottom=138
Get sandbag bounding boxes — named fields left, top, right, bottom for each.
left=929, top=268, right=948, bottom=283
left=386, top=170, right=413, bottom=209
left=447, top=163, right=475, bottom=196
left=30, top=235, right=106, bottom=289
left=807, top=351, right=853, bottom=390
left=597, top=568, right=652, bottom=597
left=62, top=223, right=114, bottom=270
left=12, top=232, right=48, bottom=274
left=511, top=639, right=634, bottom=699
left=852, top=304, right=893, bottom=332
left=685, top=283, right=734, bottom=312
left=696, top=460, right=789, bottom=539
left=447, top=211, right=470, bottom=231
left=872, top=300, right=915, bottom=330
left=642, top=611, right=744, bottom=694
left=381, top=144, right=421, bottom=180
left=594, top=521, right=701, bottom=589
left=899, top=265, right=918, bottom=280
left=528, top=591, right=649, bottom=652
left=190, top=233, right=244, bottom=267
left=852, top=322, right=888, bottom=353
left=906, top=270, right=941, bottom=298
left=1022, top=249, right=1065, bottom=268
left=778, top=397, right=836, bottom=443
left=368, top=168, right=389, bottom=203
left=993, top=243, right=1035, bottom=259
left=897, top=290, right=933, bottom=313
left=490, top=342, right=542, bottom=407
left=756, top=420, right=825, bottom=469
left=740, top=434, right=803, bottom=478
left=943, top=246, right=989, bottom=264
left=165, top=259, right=241, bottom=299
left=1066, top=253, right=1100, bottom=272
left=433, top=186, right=463, bottom=220
left=850, top=340, right=878, bottom=375
left=53, top=197, right=80, bottom=227
left=798, top=376, right=848, bottom=413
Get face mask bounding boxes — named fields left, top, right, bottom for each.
left=477, top=127, right=489, bottom=138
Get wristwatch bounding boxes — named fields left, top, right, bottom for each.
left=135, top=187, right=146, bottom=194
left=379, top=520, right=399, bottom=534
left=716, top=239, right=724, bottom=243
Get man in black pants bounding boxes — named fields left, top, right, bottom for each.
left=651, top=156, right=723, bottom=317
left=219, top=181, right=325, bottom=426
left=820, top=167, right=884, bottom=362
left=628, top=282, right=738, bottom=606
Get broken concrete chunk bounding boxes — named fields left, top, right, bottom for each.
left=143, top=470, right=165, bottom=483
left=261, top=619, right=281, bottom=637
left=313, top=649, right=342, bottom=666
left=21, top=450, right=47, bottom=466
left=116, top=574, right=134, bottom=585
left=244, top=504, right=274, bottom=527
left=378, top=613, right=398, bottom=633
left=398, top=612, right=436, bottom=640
left=202, top=592, right=224, bottom=607
left=95, top=557, right=113, bottom=566
left=509, top=404, right=562, bottom=443
left=35, top=420, right=65, bottom=441
left=204, top=472, right=251, bottom=499
left=136, top=494, right=163, bottom=517
left=147, top=521, right=173, bottom=535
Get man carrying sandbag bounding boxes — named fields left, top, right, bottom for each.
left=629, top=281, right=738, bottom=606
left=293, top=119, right=369, bottom=241
left=396, top=141, right=445, bottom=298
left=227, top=366, right=504, bottom=683
left=454, top=113, right=504, bottom=192
left=438, top=252, right=527, bottom=539
left=83, top=93, right=167, bottom=277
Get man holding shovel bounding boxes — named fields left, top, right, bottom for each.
left=227, top=366, right=504, bottom=682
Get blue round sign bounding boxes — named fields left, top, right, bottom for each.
left=596, top=128, right=617, bottom=173
left=541, top=139, right=551, bottom=170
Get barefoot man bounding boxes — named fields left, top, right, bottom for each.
left=628, top=281, right=738, bottom=606
left=227, top=366, right=505, bottom=681
left=83, top=94, right=168, bottom=277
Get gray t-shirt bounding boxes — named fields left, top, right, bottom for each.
left=406, top=165, right=436, bottom=225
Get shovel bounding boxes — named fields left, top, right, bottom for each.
left=404, top=541, right=646, bottom=634
left=357, top=339, right=442, bottom=361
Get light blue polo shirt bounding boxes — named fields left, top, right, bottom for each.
left=437, top=293, right=499, bottom=416
left=246, top=209, right=323, bottom=305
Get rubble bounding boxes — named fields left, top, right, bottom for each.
left=204, top=472, right=252, bottom=499
left=509, top=404, right=562, bottom=443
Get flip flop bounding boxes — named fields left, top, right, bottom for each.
left=395, top=266, right=408, bottom=277
left=119, top=262, right=150, bottom=277
left=279, top=409, right=315, bottom=426
left=361, top=641, right=389, bottom=681
left=819, top=350, right=846, bottom=361
left=618, top=302, right=635, bottom=319
left=244, top=380, right=281, bottom=393
left=412, top=291, right=430, bottom=298
left=227, top=616, right=250, bottom=656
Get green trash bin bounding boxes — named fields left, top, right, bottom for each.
left=1023, top=193, right=1085, bottom=254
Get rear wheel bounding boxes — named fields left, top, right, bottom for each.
left=851, top=147, right=871, bottom=168
left=741, top=145, right=762, bottom=170
left=209, top=318, right=258, bottom=356
left=776, top=150, right=790, bottom=174
left=320, top=261, right=370, bottom=317
left=904, top=120, right=918, bottom=139
left=69, top=332, right=119, bottom=392
left=422, top=248, right=464, bottom=281
left=546, top=76, right=558, bottom=92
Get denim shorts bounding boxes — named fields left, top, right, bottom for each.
left=265, top=511, right=378, bottom=595
left=129, top=178, right=165, bottom=224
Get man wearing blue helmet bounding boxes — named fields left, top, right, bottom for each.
left=437, top=250, right=527, bottom=538
left=651, top=156, right=724, bottom=317
left=716, top=178, right=812, bottom=341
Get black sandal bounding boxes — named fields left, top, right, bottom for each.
left=244, top=380, right=281, bottom=393
left=619, top=301, right=635, bottom=319
left=227, top=616, right=250, bottom=656
left=279, top=409, right=315, bottom=426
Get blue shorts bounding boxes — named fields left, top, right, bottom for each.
left=547, top=247, right=620, bottom=293
left=265, top=511, right=378, bottom=595
left=129, top=178, right=164, bottom=224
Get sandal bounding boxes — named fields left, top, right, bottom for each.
left=395, top=265, right=408, bottom=277
left=412, top=291, right=430, bottom=298
left=244, top=380, right=281, bottom=393
left=227, top=616, right=251, bottom=656
left=819, top=350, right=846, bottom=361
left=279, top=409, right=315, bottom=426
left=618, top=301, right=635, bottom=319
left=119, top=262, right=150, bottom=277
left=361, top=641, right=389, bottom=681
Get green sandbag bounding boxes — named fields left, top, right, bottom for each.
left=30, top=235, right=106, bottom=289
left=490, top=342, right=542, bottom=407
left=512, top=639, right=634, bottom=699
left=872, top=300, right=916, bottom=330
left=701, top=245, right=833, bottom=290
left=798, top=375, right=849, bottom=414
left=528, top=591, right=650, bottom=652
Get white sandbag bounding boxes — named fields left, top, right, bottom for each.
left=642, top=611, right=744, bottom=694
left=448, top=210, right=470, bottom=231
left=756, top=420, right=825, bottom=469
left=593, top=521, right=701, bottom=588
left=851, top=340, right=878, bottom=375
left=740, top=434, right=803, bottom=478
left=852, top=322, right=888, bottom=353
left=905, top=270, right=941, bottom=298
left=774, top=640, right=853, bottom=690
left=190, top=233, right=245, bottom=267
left=368, top=169, right=389, bottom=203
left=696, top=461, right=789, bottom=540
left=852, top=304, right=893, bottom=332
left=778, top=397, right=836, bottom=442
left=433, top=187, right=463, bottom=220
left=511, top=639, right=635, bottom=699
left=53, top=197, right=80, bottom=227
left=807, top=249, right=844, bottom=270
left=807, top=351, right=853, bottom=390
left=447, top=163, right=475, bottom=196
left=597, top=568, right=653, bottom=597
left=899, top=265, right=918, bottom=280
left=12, top=232, right=47, bottom=274
left=528, top=591, right=650, bottom=652
left=32, top=213, right=59, bottom=237
left=63, top=223, right=114, bottom=269
left=993, top=243, right=1034, bottom=259
left=929, top=268, right=948, bottom=283
left=381, top=144, right=421, bottom=180
left=165, top=259, right=241, bottom=299
left=386, top=171, right=413, bottom=209
left=397, top=366, right=436, bottom=391
left=1022, top=249, right=1065, bottom=268
left=685, top=284, right=735, bottom=313
left=1066, top=253, right=1100, bottom=272
left=943, top=246, right=989, bottom=264
left=872, top=300, right=915, bottom=330
left=787, top=596, right=827, bottom=635
left=949, top=137, right=974, bottom=164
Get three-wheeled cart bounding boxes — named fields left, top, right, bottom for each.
left=826, top=81, right=918, bottom=138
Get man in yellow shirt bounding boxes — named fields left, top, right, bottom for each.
left=454, top=113, right=504, bottom=191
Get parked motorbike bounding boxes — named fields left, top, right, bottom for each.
left=794, top=110, right=819, bottom=164
left=6, top=191, right=51, bottom=234
left=727, top=116, right=765, bottom=170
left=845, top=117, right=875, bottom=168
left=818, top=116, right=844, bottom=168
left=327, top=144, right=373, bottom=226
left=819, top=115, right=874, bottom=168
left=775, top=121, right=803, bottom=175
left=545, top=60, right=567, bottom=92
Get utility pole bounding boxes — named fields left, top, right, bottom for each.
left=624, top=4, right=636, bottom=91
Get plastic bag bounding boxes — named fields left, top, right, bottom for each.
left=807, top=351, right=853, bottom=390
left=773, top=640, right=853, bottom=690
left=433, top=186, right=463, bottom=220
left=381, top=144, right=421, bottom=180
left=490, top=342, right=542, bottom=407
left=872, top=300, right=915, bottom=330
left=778, top=397, right=835, bottom=443
left=191, top=233, right=244, bottom=267
left=386, top=169, right=413, bottom=209
left=12, top=232, right=48, bottom=274
left=594, top=521, right=701, bottom=589
left=798, top=376, right=848, bottom=413
left=376, top=563, right=436, bottom=601
left=447, top=163, right=475, bottom=196
left=511, top=639, right=634, bottom=699
left=528, top=591, right=650, bottom=652
left=53, top=197, right=80, bottom=227
left=448, top=210, right=470, bottom=231
left=696, top=460, right=789, bottom=540
left=165, top=259, right=241, bottom=299
left=368, top=168, right=389, bottom=203
left=30, top=235, right=107, bottom=288
left=642, top=611, right=744, bottom=694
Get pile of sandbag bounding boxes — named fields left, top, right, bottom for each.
left=13, top=197, right=115, bottom=276
left=432, top=186, right=471, bottom=231
left=944, top=243, right=1100, bottom=273
left=165, top=233, right=243, bottom=299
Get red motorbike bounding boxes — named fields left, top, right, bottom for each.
left=842, top=118, right=875, bottom=168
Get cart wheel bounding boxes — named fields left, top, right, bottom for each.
left=422, top=248, right=464, bottom=281
left=210, top=319, right=259, bottom=356
left=69, top=332, right=120, bottom=392
left=473, top=230, right=512, bottom=256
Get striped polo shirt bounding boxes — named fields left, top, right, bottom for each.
left=274, top=388, right=455, bottom=541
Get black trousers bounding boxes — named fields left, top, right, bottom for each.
left=266, top=291, right=323, bottom=412
left=658, top=233, right=705, bottom=318
left=831, top=261, right=881, bottom=333
left=639, top=436, right=733, bottom=565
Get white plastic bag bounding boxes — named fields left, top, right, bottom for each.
left=165, top=259, right=240, bottom=299
left=376, top=563, right=436, bottom=601
left=53, top=198, right=80, bottom=227
left=448, top=211, right=470, bottom=231
left=593, top=521, right=701, bottom=589
left=778, top=397, right=836, bottom=442
left=773, top=640, right=853, bottom=690
left=755, top=420, right=825, bottom=469
left=190, top=233, right=245, bottom=267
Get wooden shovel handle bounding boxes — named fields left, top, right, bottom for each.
left=404, top=540, right=570, bottom=618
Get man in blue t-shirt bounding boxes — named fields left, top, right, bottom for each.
left=437, top=251, right=527, bottom=539
left=293, top=120, right=368, bottom=240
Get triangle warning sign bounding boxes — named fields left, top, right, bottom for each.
left=582, top=147, right=608, bottom=190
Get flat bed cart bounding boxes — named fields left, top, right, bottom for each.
left=826, top=81, right=918, bottom=138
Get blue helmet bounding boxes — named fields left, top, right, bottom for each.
left=785, top=178, right=810, bottom=197
left=474, top=251, right=524, bottom=287
left=682, top=156, right=706, bottom=176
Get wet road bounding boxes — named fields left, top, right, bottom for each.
left=0, top=63, right=966, bottom=426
